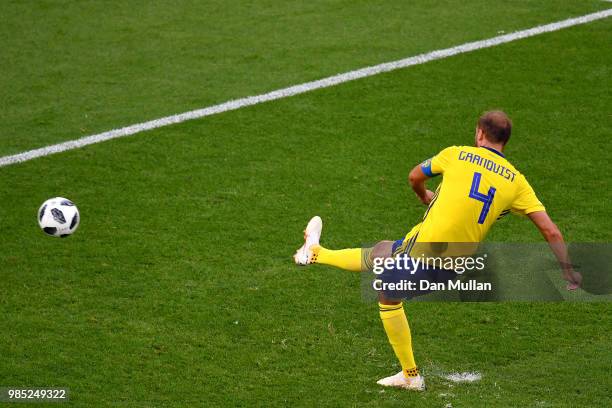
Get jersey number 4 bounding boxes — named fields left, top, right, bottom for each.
left=469, top=172, right=496, bottom=224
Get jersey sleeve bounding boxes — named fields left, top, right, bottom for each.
left=421, top=146, right=456, bottom=177
left=511, top=175, right=545, bottom=215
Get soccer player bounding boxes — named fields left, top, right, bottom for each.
left=293, top=111, right=581, bottom=390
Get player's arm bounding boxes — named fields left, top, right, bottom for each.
left=409, top=148, right=455, bottom=205
left=408, top=165, right=434, bottom=205
left=527, top=211, right=582, bottom=290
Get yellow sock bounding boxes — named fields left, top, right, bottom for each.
left=379, top=302, right=419, bottom=377
left=311, top=246, right=371, bottom=272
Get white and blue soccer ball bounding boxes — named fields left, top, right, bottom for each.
left=38, top=197, right=80, bottom=238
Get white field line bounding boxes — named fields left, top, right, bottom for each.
left=1, top=8, right=611, bottom=168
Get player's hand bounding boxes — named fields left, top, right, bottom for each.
left=563, top=268, right=582, bottom=290
left=419, top=190, right=435, bottom=205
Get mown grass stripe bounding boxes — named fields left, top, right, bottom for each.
left=1, top=8, right=610, bottom=168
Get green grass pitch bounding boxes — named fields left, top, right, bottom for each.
left=0, top=1, right=610, bottom=406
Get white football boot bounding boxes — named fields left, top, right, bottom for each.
left=377, top=371, right=426, bottom=391
left=293, top=216, right=323, bottom=265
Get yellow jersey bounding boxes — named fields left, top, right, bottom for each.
left=400, top=145, right=545, bottom=256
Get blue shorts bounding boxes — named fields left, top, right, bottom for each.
left=391, top=238, right=405, bottom=254
left=377, top=238, right=457, bottom=301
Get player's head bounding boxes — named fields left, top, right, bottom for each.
left=474, top=110, right=512, bottom=149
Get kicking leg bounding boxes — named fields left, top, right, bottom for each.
left=312, top=240, right=393, bottom=272
left=293, top=216, right=392, bottom=272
